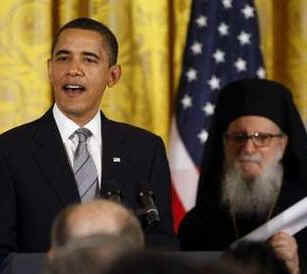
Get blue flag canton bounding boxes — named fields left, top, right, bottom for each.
left=176, top=0, right=265, bottom=166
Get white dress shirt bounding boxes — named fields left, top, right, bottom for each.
left=53, top=104, right=102, bottom=187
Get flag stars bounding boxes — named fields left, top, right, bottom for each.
left=257, top=67, right=266, bottom=78
left=191, top=41, right=203, bottom=55
left=208, top=75, right=221, bottom=90
left=218, top=22, right=229, bottom=36
left=195, top=15, right=207, bottom=27
left=186, top=68, right=198, bottom=82
left=198, top=129, right=209, bottom=144
left=202, top=102, right=215, bottom=116
left=222, top=0, right=232, bottom=9
left=238, top=31, right=251, bottom=45
left=181, top=94, right=192, bottom=109
left=234, top=57, right=247, bottom=72
left=213, top=49, right=225, bottom=63
left=242, top=5, right=254, bottom=19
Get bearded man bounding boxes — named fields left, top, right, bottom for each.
left=178, top=79, right=307, bottom=274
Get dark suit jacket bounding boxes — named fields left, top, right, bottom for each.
left=0, top=108, right=177, bottom=259
left=1, top=253, right=45, bottom=274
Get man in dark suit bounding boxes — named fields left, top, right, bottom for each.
left=0, top=17, right=177, bottom=269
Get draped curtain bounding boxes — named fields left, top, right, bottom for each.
left=0, top=0, right=307, bottom=144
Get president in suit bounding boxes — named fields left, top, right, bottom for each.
left=0, top=17, right=176, bottom=267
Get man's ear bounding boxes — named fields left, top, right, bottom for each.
left=107, top=65, right=121, bottom=87
left=281, top=135, right=288, bottom=151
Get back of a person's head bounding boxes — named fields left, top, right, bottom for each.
left=44, top=234, right=134, bottom=274
left=106, top=250, right=200, bottom=274
left=50, top=199, right=144, bottom=249
left=222, top=241, right=290, bottom=274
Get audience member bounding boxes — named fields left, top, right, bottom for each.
left=50, top=199, right=144, bottom=253
left=43, top=234, right=132, bottom=274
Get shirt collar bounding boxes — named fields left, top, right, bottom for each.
left=53, top=104, right=101, bottom=145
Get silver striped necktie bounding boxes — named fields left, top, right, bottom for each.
left=71, top=128, right=99, bottom=202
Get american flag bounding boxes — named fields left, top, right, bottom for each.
left=169, top=0, right=265, bottom=231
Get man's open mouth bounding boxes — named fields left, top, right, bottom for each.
left=63, top=84, right=86, bottom=92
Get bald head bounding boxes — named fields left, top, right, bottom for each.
left=51, top=199, right=144, bottom=249
left=67, top=200, right=134, bottom=237
left=45, top=234, right=136, bottom=274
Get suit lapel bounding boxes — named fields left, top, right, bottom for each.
left=32, top=109, right=80, bottom=206
left=31, top=110, right=129, bottom=204
left=101, top=113, right=128, bottom=182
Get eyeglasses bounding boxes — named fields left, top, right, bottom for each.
left=224, top=132, right=284, bottom=147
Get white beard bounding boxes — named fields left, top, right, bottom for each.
left=221, top=151, right=283, bottom=219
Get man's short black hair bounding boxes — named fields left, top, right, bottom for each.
left=51, top=17, right=118, bottom=66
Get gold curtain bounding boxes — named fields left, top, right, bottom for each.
left=0, top=0, right=307, bottom=143
left=256, top=0, right=307, bottom=123
left=0, top=0, right=52, bottom=133
left=91, top=0, right=171, bottom=144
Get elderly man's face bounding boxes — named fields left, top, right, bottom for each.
left=224, top=116, right=288, bottom=180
